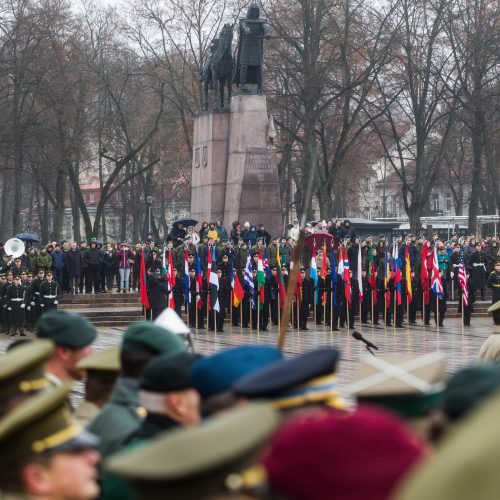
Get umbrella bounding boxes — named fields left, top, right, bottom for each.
left=304, top=232, right=335, bottom=250
left=173, top=217, right=198, bottom=228
left=15, top=233, right=40, bottom=243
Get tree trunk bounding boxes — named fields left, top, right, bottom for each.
left=468, top=111, right=483, bottom=233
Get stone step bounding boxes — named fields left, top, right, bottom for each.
left=60, top=303, right=140, bottom=310
left=60, top=294, right=139, bottom=303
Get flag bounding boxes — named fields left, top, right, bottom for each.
left=431, top=246, right=443, bottom=298
left=338, top=246, right=345, bottom=277
left=195, top=250, right=203, bottom=310
left=310, top=246, right=318, bottom=303
left=184, top=248, right=190, bottom=305
left=161, top=247, right=167, bottom=276
left=263, top=248, right=270, bottom=280
left=357, top=244, right=363, bottom=303
left=392, top=240, right=403, bottom=306
left=233, top=272, right=245, bottom=307
left=405, top=244, right=413, bottom=303
left=257, top=250, right=266, bottom=308
left=168, top=250, right=175, bottom=309
left=421, top=244, right=430, bottom=305
left=385, top=247, right=391, bottom=309
left=139, top=251, right=150, bottom=309
left=342, top=246, right=351, bottom=305
left=368, top=248, right=377, bottom=305
left=208, top=247, right=220, bottom=312
left=331, top=245, right=338, bottom=307
left=458, top=246, right=469, bottom=307
left=244, top=254, right=255, bottom=309
left=275, top=245, right=287, bottom=307
left=321, top=244, right=327, bottom=304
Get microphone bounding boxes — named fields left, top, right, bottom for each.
left=352, top=331, right=379, bottom=351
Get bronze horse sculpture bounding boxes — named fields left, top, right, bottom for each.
left=201, top=24, right=233, bottom=110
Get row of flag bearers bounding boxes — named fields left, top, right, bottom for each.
left=138, top=239, right=478, bottom=330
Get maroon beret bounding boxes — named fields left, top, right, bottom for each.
left=262, top=406, right=429, bottom=500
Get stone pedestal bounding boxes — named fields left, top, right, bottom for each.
left=190, top=94, right=282, bottom=235
left=223, top=94, right=282, bottom=235
left=191, top=111, right=230, bottom=224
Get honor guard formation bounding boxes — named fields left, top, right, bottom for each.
left=1, top=219, right=500, bottom=499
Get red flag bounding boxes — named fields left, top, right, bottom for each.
left=168, top=250, right=175, bottom=309
left=369, top=260, right=377, bottom=305
left=421, top=244, right=430, bottom=305
left=233, top=273, right=245, bottom=307
left=321, top=244, right=327, bottom=304
left=139, top=252, right=150, bottom=310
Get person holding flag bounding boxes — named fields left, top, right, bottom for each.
left=207, top=246, right=220, bottom=331
left=339, top=246, right=354, bottom=329
left=309, top=245, right=319, bottom=324
left=363, top=246, right=378, bottom=325
left=243, top=253, right=254, bottom=329
left=232, top=266, right=245, bottom=327
left=425, top=241, right=447, bottom=327
left=459, top=245, right=475, bottom=326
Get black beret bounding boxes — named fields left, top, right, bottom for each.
left=140, top=352, right=199, bottom=393
left=233, top=348, right=340, bottom=398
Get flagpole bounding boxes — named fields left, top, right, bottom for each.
left=371, top=290, right=374, bottom=328
left=297, top=298, right=300, bottom=332
left=240, top=303, right=243, bottom=333
left=313, top=287, right=316, bottom=324
left=436, top=293, right=439, bottom=331
left=359, top=293, right=362, bottom=331
left=196, top=301, right=198, bottom=332
left=384, top=290, right=387, bottom=328
left=230, top=291, right=233, bottom=325
left=407, top=293, right=409, bottom=329
left=393, top=290, right=396, bottom=332
left=257, top=296, right=260, bottom=333
left=346, top=297, right=349, bottom=335
left=250, top=300, right=253, bottom=330
left=330, top=291, right=333, bottom=332
left=206, top=291, right=209, bottom=333
left=461, top=290, right=464, bottom=330
left=277, top=294, right=280, bottom=332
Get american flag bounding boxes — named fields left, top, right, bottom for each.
left=458, top=246, right=469, bottom=306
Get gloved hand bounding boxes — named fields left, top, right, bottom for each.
left=27, top=306, right=31, bottom=311
left=450, top=272, right=454, bottom=278
left=54, top=300, right=58, bottom=305
left=21, top=303, right=25, bottom=309
left=7, top=307, right=11, bottom=311
left=31, top=302, right=35, bottom=306
left=40, top=304, right=45, bottom=307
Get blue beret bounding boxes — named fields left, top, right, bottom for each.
left=233, top=348, right=340, bottom=398
left=191, top=346, right=282, bottom=398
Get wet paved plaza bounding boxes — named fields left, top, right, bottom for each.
left=1, top=315, right=495, bottom=400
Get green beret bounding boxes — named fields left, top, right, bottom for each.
left=122, top=322, right=186, bottom=356
left=441, top=364, right=500, bottom=421
left=77, top=347, right=121, bottom=373
left=140, top=352, right=198, bottom=393
left=0, top=340, right=54, bottom=415
left=37, top=310, right=96, bottom=349
left=105, top=404, right=280, bottom=499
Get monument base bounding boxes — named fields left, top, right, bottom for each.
left=190, top=95, right=283, bottom=236
left=223, top=94, right=282, bottom=235
left=191, top=111, right=230, bottom=224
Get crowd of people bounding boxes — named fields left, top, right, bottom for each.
left=1, top=298, right=500, bottom=499
left=1, top=218, right=500, bottom=335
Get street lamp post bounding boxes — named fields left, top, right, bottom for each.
left=146, top=196, right=154, bottom=234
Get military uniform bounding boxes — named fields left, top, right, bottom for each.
left=487, top=269, right=500, bottom=304
left=87, top=321, right=186, bottom=458
left=5, top=280, right=26, bottom=335
left=39, top=279, right=59, bottom=311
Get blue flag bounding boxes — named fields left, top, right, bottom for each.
left=331, top=246, right=337, bottom=307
